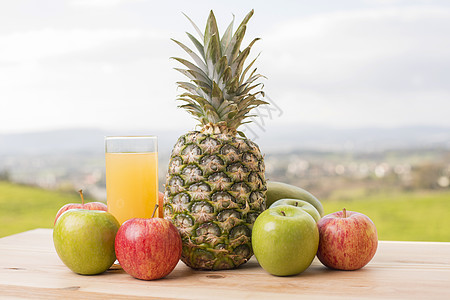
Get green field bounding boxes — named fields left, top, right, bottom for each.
left=1, top=181, right=449, bottom=241
left=323, top=188, right=450, bottom=242
left=0, top=181, right=99, bottom=238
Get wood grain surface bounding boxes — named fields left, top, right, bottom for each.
left=0, top=229, right=449, bottom=299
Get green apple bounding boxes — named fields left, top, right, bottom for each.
left=270, top=198, right=321, bottom=223
left=252, top=205, right=319, bottom=276
left=53, top=209, right=120, bottom=275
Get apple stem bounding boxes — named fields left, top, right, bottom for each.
left=281, top=210, right=286, bottom=216
left=343, top=208, right=347, bottom=218
left=78, top=189, right=85, bottom=205
left=152, top=204, right=158, bottom=218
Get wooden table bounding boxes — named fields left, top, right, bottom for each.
left=0, top=229, right=449, bottom=299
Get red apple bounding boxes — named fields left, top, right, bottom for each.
left=316, top=208, right=378, bottom=270
left=115, top=216, right=182, bottom=280
left=54, top=190, right=107, bottom=225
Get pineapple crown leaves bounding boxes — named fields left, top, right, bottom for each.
left=171, top=9, right=268, bottom=133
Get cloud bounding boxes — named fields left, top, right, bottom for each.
left=1, top=3, right=450, bottom=133
left=261, top=6, right=450, bottom=92
left=0, top=25, right=182, bottom=134
left=69, top=0, right=144, bottom=7
left=0, top=28, right=167, bottom=65
left=257, top=6, right=450, bottom=127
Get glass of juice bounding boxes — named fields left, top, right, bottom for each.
left=105, top=136, right=159, bottom=225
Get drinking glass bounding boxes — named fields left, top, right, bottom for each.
left=105, top=136, right=159, bottom=224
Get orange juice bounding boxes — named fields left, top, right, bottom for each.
left=105, top=152, right=158, bottom=224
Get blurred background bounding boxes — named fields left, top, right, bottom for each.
left=1, top=0, right=449, bottom=241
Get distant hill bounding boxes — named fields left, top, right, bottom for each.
left=256, top=125, right=450, bottom=152
left=0, top=125, right=449, bottom=156
left=0, top=128, right=184, bottom=157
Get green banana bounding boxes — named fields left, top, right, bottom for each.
left=266, top=181, right=324, bottom=217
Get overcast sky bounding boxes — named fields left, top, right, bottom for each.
left=1, top=0, right=449, bottom=134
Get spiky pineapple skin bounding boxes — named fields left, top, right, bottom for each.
left=164, top=131, right=266, bottom=270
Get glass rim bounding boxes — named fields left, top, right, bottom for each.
left=105, top=135, right=157, bottom=139
left=105, top=135, right=158, bottom=140
left=105, top=135, right=158, bottom=153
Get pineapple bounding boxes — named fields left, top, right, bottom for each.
left=165, top=10, right=268, bottom=270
